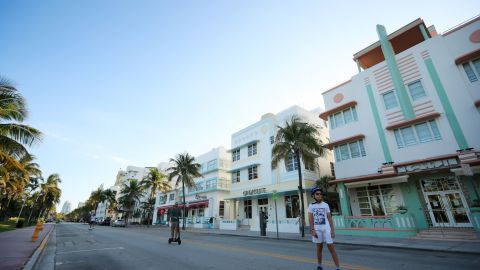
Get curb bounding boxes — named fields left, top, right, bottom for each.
left=185, top=229, right=480, bottom=255
left=23, top=225, right=55, bottom=270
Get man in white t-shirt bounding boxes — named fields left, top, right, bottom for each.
left=308, top=186, right=340, bottom=270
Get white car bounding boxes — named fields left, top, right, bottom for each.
left=112, top=219, right=126, bottom=227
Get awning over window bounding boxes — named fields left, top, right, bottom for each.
left=344, top=175, right=409, bottom=188
left=454, top=49, right=480, bottom=65
left=324, top=134, right=365, bottom=150
left=156, top=200, right=209, bottom=212
left=319, top=101, right=358, bottom=121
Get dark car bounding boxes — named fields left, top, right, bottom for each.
left=100, top=218, right=112, bottom=226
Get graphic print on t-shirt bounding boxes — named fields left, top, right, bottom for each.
left=313, top=208, right=326, bottom=226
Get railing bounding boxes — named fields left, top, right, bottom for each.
left=333, top=214, right=416, bottom=231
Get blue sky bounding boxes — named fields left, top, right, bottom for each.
left=0, top=1, right=478, bottom=209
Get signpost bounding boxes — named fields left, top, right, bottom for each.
left=272, top=190, right=279, bottom=240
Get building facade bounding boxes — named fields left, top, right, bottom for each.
left=223, top=105, right=334, bottom=233
left=320, top=17, right=480, bottom=237
left=61, top=201, right=72, bottom=214
left=153, top=148, right=232, bottom=228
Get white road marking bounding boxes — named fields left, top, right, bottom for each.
left=57, top=247, right=124, bottom=254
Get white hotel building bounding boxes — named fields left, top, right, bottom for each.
left=222, top=106, right=334, bottom=232
left=153, top=147, right=232, bottom=228
left=152, top=105, right=333, bottom=232
left=320, top=17, right=480, bottom=238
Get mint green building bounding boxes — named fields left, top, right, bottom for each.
left=320, top=17, right=480, bottom=239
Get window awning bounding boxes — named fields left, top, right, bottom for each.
left=344, top=175, right=409, bottom=188
left=319, top=101, right=357, bottom=121
left=385, top=112, right=440, bottom=130
left=454, top=49, right=480, bottom=65
left=324, top=134, right=365, bottom=150
left=156, top=200, right=209, bottom=211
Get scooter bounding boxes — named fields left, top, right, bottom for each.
left=168, top=223, right=181, bottom=245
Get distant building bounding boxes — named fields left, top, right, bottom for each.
left=61, top=201, right=72, bottom=214
left=77, top=202, right=85, bottom=208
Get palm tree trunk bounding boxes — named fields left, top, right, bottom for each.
left=182, top=180, right=186, bottom=230
left=295, top=151, right=305, bottom=237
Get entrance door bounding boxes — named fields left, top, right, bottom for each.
left=421, top=177, right=472, bottom=228
left=258, top=198, right=268, bottom=217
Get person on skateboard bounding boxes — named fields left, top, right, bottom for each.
left=168, top=202, right=181, bottom=244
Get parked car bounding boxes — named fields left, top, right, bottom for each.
left=112, top=219, right=126, bottom=227
left=100, top=218, right=111, bottom=226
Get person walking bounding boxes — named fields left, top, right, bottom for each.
left=89, top=212, right=96, bottom=230
left=168, top=202, right=181, bottom=241
left=308, top=187, right=340, bottom=270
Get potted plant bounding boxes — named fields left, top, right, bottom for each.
left=396, top=205, right=408, bottom=214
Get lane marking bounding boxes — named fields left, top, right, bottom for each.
left=57, top=247, right=124, bottom=254
left=187, top=240, right=381, bottom=270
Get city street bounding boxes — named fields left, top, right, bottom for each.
left=38, top=223, right=479, bottom=270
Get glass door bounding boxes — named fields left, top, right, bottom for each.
left=421, top=176, right=472, bottom=227
left=444, top=192, right=471, bottom=227
left=426, top=194, right=450, bottom=226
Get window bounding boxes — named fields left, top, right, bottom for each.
left=394, top=120, right=441, bottom=148
left=159, top=195, right=167, bottom=204
left=169, top=194, right=175, bottom=201
left=407, top=80, right=426, bottom=101
left=244, top=200, right=252, bottom=219
left=462, top=59, right=480, bottom=82
left=248, top=166, right=258, bottom=180
left=205, top=179, right=216, bottom=189
left=304, top=160, right=315, bottom=171
left=248, top=143, right=257, bottom=156
left=356, top=185, right=398, bottom=216
left=285, top=195, right=300, bottom=218
left=232, top=149, right=240, bottom=161
left=287, top=153, right=299, bottom=171
left=219, top=201, right=225, bottom=217
left=382, top=91, right=399, bottom=110
left=207, top=159, right=217, bottom=171
left=329, top=107, right=358, bottom=129
left=333, top=139, right=366, bottom=162
left=270, top=136, right=274, bottom=144
left=232, top=171, right=240, bottom=183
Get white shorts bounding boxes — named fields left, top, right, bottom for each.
left=311, top=229, right=333, bottom=244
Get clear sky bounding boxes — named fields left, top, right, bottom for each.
left=1, top=1, right=478, bottom=209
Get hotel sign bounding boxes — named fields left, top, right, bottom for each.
left=397, top=158, right=458, bottom=173
left=243, top=188, right=267, bottom=196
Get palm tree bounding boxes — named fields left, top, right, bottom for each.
left=168, top=153, right=202, bottom=230
left=102, top=189, right=117, bottom=219
left=140, top=167, right=171, bottom=225
left=140, top=197, right=156, bottom=226
left=271, top=116, right=325, bottom=237
left=87, top=187, right=106, bottom=215
left=315, top=175, right=334, bottom=202
left=118, top=179, right=144, bottom=226
left=38, top=174, right=62, bottom=219
left=0, top=77, right=42, bottom=188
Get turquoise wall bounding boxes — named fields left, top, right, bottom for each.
left=399, top=178, right=429, bottom=229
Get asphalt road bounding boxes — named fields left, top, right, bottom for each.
left=45, top=223, right=478, bottom=270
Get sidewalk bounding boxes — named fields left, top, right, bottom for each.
left=147, top=225, right=480, bottom=255
left=0, top=224, right=54, bottom=270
